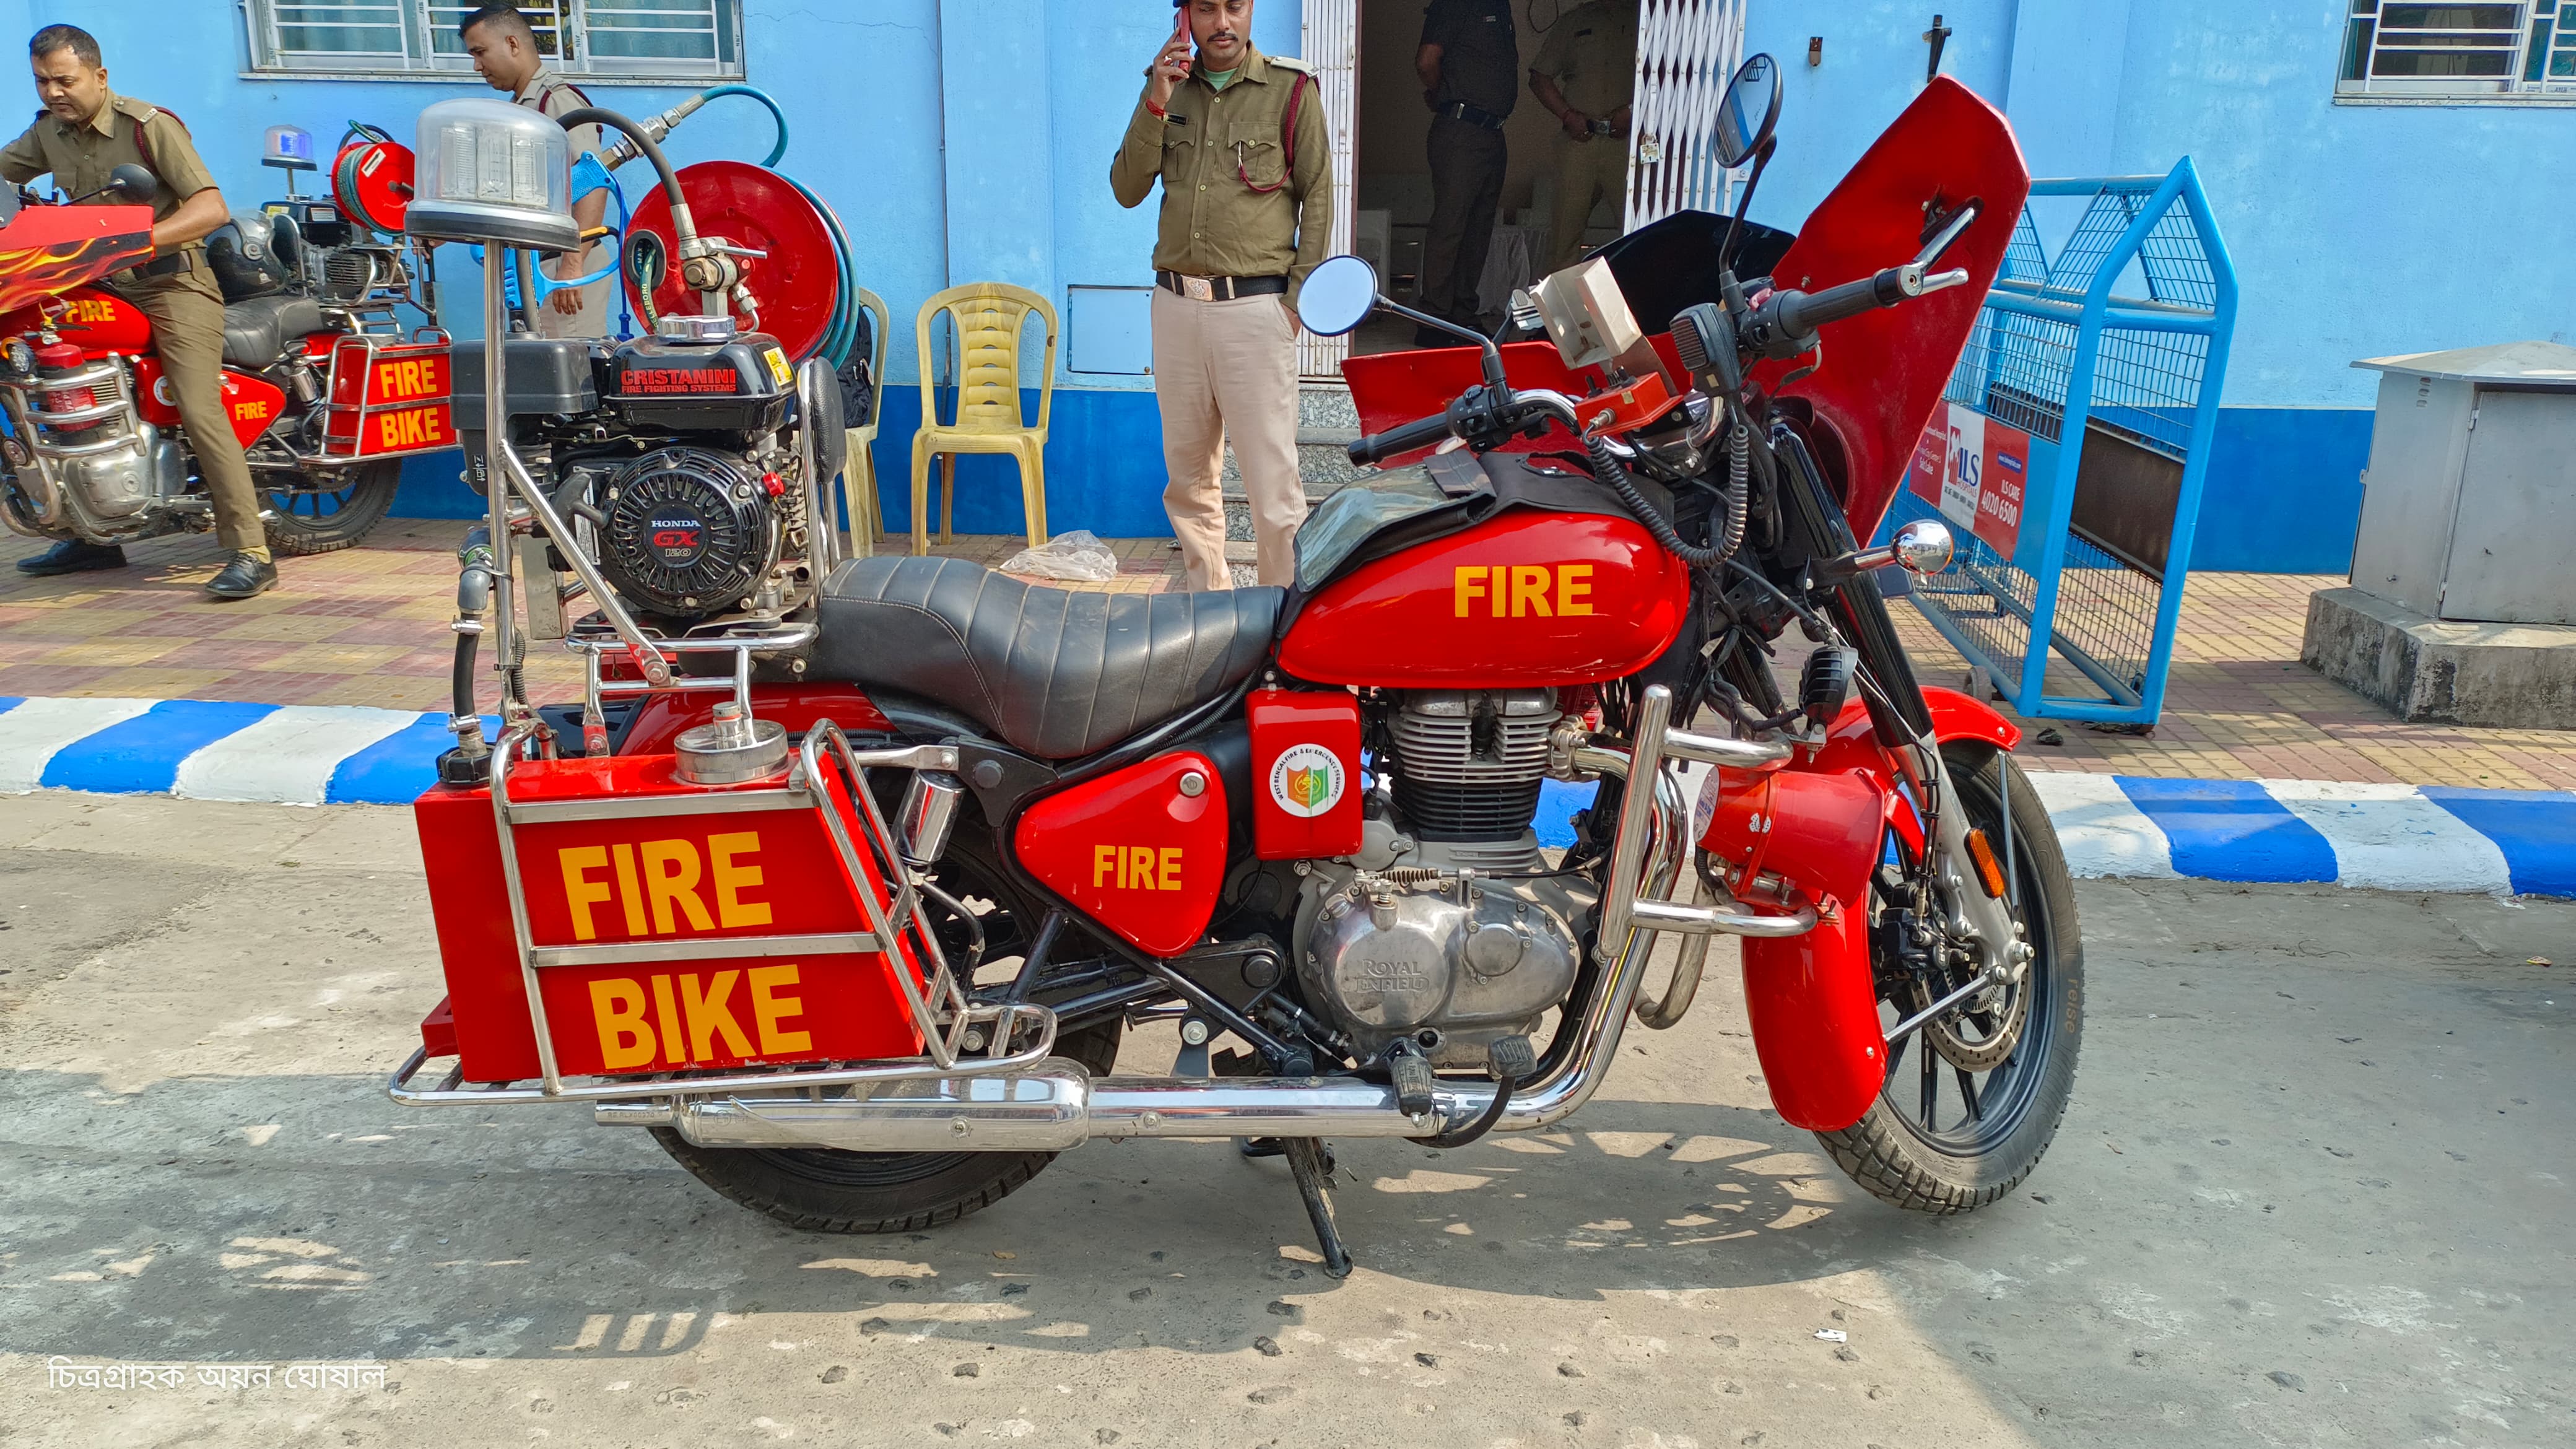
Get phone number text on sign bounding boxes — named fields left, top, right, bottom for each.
left=1907, top=402, right=2029, bottom=559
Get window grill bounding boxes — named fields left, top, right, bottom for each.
left=2338, top=1, right=2576, bottom=100
left=246, top=0, right=741, bottom=80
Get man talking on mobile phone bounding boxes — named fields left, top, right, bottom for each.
left=1111, top=0, right=1331, bottom=592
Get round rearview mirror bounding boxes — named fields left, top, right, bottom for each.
left=105, top=163, right=160, bottom=206
left=1714, top=53, right=1782, bottom=169
left=1299, top=255, right=1380, bottom=337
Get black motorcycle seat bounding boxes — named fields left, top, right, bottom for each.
left=220, top=295, right=328, bottom=368
left=811, top=555, right=1282, bottom=762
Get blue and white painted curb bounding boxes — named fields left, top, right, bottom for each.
left=5, top=695, right=2573, bottom=897
left=1539, top=768, right=2576, bottom=899
left=0, top=695, right=464, bottom=806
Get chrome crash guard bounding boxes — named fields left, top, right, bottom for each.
left=386, top=685, right=1819, bottom=1149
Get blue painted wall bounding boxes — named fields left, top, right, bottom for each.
left=28, top=2, right=2572, bottom=572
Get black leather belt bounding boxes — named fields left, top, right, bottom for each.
left=124, top=251, right=197, bottom=281
left=1438, top=101, right=1508, bottom=132
left=1157, top=271, right=1287, bottom=302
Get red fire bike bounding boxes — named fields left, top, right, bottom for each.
left=0, top=153, right=453, bottom=555
left=394, top=61, right=2076, bottom=1274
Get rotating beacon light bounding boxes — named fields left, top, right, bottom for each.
left=406, top=97, right=577, bottom=252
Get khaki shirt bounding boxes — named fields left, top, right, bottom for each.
left=0, top=92, right=218, bottom=278
left=1110, top=48, right=1333, bottom=308
left=1532, top=2, right=1640, bottom=120
left=513, top=66, right=601, bottom=162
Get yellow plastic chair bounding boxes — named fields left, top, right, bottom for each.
left=841, top=287, right=890, bottom=559
left=911, top=282, right=1057, bottom=554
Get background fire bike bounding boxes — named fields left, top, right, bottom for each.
left=393, top=59, right=2081, bottom=1277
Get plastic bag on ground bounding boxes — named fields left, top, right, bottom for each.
left=1001, top=530, right=1120, bottom=583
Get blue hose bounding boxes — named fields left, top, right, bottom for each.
left=698, top=85, right=790, bottom=168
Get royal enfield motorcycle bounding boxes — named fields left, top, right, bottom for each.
left=0, top=145, right=453, bottom=557
left=389, top=61, right=2078, bottom=1274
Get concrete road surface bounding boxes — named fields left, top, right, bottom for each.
left=1, top=791, right=2569, bottom=1447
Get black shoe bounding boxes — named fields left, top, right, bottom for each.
left=15, top=539, right=128, bottom=576
left=205, top=551, right=278, bottom=600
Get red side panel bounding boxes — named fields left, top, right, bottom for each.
left=1756, top=77, right=2030, bottom=541
left=416, top=751, right=927, bottom=1084
left=131, top=355, right=178, bottom=427
left=1276, top=510, right=1689, bottom=688
left=1015, top=752, right=1227, bottom=958
left=221, top=370, right=287, bottom=447
left=1248, top=689, right=1362, bottom=861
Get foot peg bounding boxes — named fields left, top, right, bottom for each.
left=1487, top=1033, right=1536, bottom=1083
left=1388, top=1048, right=1436, bottom=1118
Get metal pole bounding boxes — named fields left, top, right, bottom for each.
left=482, top=243, right=521, bottom=720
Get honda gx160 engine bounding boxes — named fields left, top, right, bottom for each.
left=455, top=313, right=845, bottom=637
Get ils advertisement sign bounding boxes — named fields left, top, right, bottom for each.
left=1908, top=402, right=2030, bottom=560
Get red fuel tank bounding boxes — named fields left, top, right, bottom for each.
left=1276, top=511, right=1690, bottom=688
left=20, top=284, right=155, bottom=355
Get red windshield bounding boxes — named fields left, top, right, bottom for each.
left=1756, top=77, right=2029, bottom=539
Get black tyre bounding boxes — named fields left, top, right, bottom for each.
left=652, top=1007, right=1125, bottom=1235
left=263, top=459, right=399, bottom=555
left=1816, top=744, right=2083, bottom=1212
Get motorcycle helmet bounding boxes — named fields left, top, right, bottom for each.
left=206, top=211, right=296, bottom=302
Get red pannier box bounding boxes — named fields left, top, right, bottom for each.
left=414, top=749, right=928, bottom=1085
left=320, top=334, right=455, bottom=460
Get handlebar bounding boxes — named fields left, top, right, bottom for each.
left=1739, top=261, right=1970, bottom=360
left=1347, top=407, right=1460, bottom=466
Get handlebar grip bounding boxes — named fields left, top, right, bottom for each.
left=1348, top=409, right=1456, bottom=467
left=1775, top=266, right=1913, bottom=337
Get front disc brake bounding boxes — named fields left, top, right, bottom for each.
left=1907, top=957, right=2029, bottom=1072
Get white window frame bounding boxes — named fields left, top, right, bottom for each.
left=2336, top=1, right=2576, bottom=104
left=240, top=0, right=746, bottom=83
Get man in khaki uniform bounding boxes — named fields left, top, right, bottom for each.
left=1111, top=0, right=1331, bottom=592
left=1530, top=0, right=1639, bottom=270
left=1, top=24, right=275, bottom=597
left=462, top=4, right=612, bottom=340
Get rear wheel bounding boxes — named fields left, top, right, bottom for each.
left=653, top=1017, right=1124, bottom=1234
left=262, top=459, right=399, bottom=555
left=1816, top=744, right=2083, bottom=1212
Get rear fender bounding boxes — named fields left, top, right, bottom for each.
left=1712, top=685, right=2017, bottom=1131
left=619, top=684, right=894, bottom=757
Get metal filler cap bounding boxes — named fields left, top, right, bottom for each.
left=655, top=313, right=740, bottom=344
left=674, top=701, right=789, bottom=785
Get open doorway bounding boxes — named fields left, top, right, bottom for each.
left=1346, top=1, right=1633, bottom=357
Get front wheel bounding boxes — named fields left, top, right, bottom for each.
left=1816, top=744, right=2083, bottom=1213
left=262, top=458, right=399, bottom=555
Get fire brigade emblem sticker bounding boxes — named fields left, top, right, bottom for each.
left=1269, top=744, right=1345, bottom=818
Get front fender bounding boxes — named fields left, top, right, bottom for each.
left=1708, top=687, right=2017, bottom=1132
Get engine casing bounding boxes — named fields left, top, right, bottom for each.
left=1291, top=685, right=1595, bottom=1067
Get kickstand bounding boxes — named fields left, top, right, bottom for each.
left=1281, top=1138, right=1352, bottom=1279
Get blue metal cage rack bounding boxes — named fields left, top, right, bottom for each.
left=1883, top=159, right=2238, bottom=726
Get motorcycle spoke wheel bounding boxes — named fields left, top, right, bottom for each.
left=262, top=459, right=398, bottom=555
left=1816, top=744, right=2084, bottom=1214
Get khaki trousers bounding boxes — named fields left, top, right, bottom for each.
left=1549, top=133, right=1631, bottom=270
left=118, top=271, right=263, bottom=552
left=536, top=243, right=615, bottom=340
left=1152, top=287, right=1304, bottom=591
